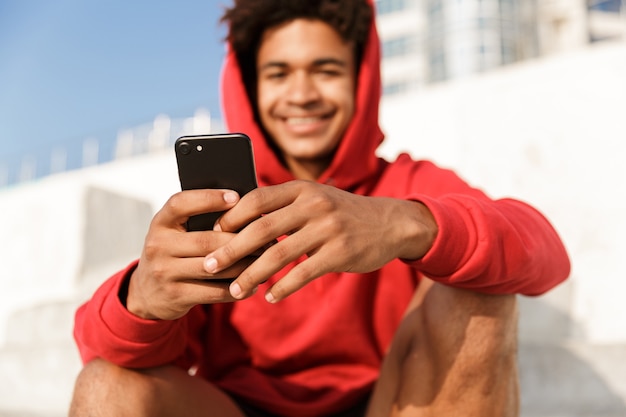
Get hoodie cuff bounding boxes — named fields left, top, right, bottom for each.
left=401, top=194, right=473, bottom=278
left=93, top=261, right=187, bottom=367
left=99, top=261, right=179, bottom=344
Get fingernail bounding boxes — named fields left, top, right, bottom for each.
left=223, top=191, right=238, bottom=204
left=265, top=292, right=276, bottom=304
left=204, top=257, right=218, bottom=273
left=230, top=282, right=242, bottom=298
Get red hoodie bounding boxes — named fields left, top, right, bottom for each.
left=73, top=4, right=570, bottom=416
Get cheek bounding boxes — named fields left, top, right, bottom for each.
left=335, top=85, right=355, bottom=123
left=256, top=81, right=278, bottom=113
left=256, top=85, right=269, bottom=115
left=329, top=78, right=355, bottom=109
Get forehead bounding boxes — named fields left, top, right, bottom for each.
left=257, top=19, right=354, bottom=66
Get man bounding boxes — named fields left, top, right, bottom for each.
left=70, top=0, right=570, bottom=416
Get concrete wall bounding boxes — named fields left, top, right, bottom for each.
left=0, top=40, right=625, bottom=416
left=379, top=39, right=626, bottom=345
left=378, top=39, right=626, bottom=416
left=0, top=153, right=178, bottom=416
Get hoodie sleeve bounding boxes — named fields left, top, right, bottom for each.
left=407, top=194, right=570, bottom=295
left=390, top=156, right=571, bottom=295
left=73, top=261, right=193, bottom=368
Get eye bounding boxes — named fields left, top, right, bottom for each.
left=264, top=71, right=286, bottom=81
left=316, top=66, right=343, bottom=77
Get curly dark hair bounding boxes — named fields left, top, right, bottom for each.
left=221, top=0, right=373, bottom=104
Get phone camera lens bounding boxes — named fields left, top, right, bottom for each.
left=179, top=142, right=191, bottom=155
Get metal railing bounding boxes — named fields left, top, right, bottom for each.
left=0, top=108, right=223, bottom=189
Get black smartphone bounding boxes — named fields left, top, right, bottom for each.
left=175, top=133, right=258, bottom=231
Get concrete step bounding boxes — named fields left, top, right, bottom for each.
left=519, top=342, right=626, bottom=416
left=2, top=295, right=626, bottom=416
left=523, top=415, right=626, bottom=417
left=0, top=299, right=81, bottom=416
left=4, top=300, right=79, bottom=347
left=0, top=343, right=80, bottom=416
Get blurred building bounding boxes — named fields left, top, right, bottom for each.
left=3, top=1, right=621, bottom=188
left=375, top=0, right=622, bottom=95
left=0, top=109, right=223, bottom=188
left=588, top=0, right=626, bottom=41
left=536, top=0, right=589, bottom=55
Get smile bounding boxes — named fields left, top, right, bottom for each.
left=285, top=115, right=328, bottom=125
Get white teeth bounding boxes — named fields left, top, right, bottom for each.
left=286, top=116, right=321, bottom=125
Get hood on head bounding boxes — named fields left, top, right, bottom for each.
left=219, top=0, right=384, bottom=192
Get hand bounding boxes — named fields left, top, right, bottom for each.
left=203, top=180, right=438, bottom=303
left=126, top=189, right=256, bottom=320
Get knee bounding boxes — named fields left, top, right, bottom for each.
left=70, top=359, right=123, bottom=416
left=72, top=358, right=119, bottom=397
left=387, top=283, right=520, bottom=413
left=403, top=282, right=519, bottom=363
left=69, top=358, right=159, bottom=417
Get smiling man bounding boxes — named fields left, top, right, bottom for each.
left=69, top=1, right=570, bottom=416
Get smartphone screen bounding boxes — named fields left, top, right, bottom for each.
left=175, top=133, right=258, bottom=231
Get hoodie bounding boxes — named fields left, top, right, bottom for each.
left=73, top=2, right=570, bottom=416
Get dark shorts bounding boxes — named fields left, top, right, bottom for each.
left=233, top=395, right=370, bottom=417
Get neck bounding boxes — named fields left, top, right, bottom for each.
left=284, top=155, right=331, bottom=181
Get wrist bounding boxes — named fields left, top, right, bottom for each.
left=118, top=267, right=132, bottom=307
left=124, top=266, right=160, bottom=320
left=395, top=200, right=438, bottom=261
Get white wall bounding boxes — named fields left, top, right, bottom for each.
left=379, top=40, right=626, bottom=343
left=0, top=152, right=179, bottom=345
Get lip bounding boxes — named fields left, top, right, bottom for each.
left=279, top=113, right=333, bottom=135
left=285, top=116, right=325, bottom=125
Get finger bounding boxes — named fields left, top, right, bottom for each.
left=169, top=256, right=256, bottom=282
left=204, top=204, right=308, bottom=274
left=216, top=182, right=302, bottom=232
left=263, top=253, right=330, bottom=303
left=176, top=279, right=236, bottom=307
left=129, top=276, right=237, bottom=320
left=166, top=230, right=238, bottom=258
left=177, top=279, right=261, bottom=307
left=130, top=255, right=257, bottom=319
left=227, top=232, right=319, bottom=299
left=154, top=189, right=240, bottom=229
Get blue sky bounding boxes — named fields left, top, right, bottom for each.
left=0, top=0, right=227, bottom=176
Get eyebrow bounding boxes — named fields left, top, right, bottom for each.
left=259, top=58, right=348, bottom=71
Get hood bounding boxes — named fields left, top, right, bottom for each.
left=219, top=1, right=384, bottom=192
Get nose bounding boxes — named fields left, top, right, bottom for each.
left=286, top=71, right=321, bottom=106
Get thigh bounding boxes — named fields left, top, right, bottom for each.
left=366, top=278, right=519, bottom=417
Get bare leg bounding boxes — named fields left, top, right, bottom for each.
left=366, top=279, right=519, bottom=417
left=68, top=358, right=245, bottom=417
